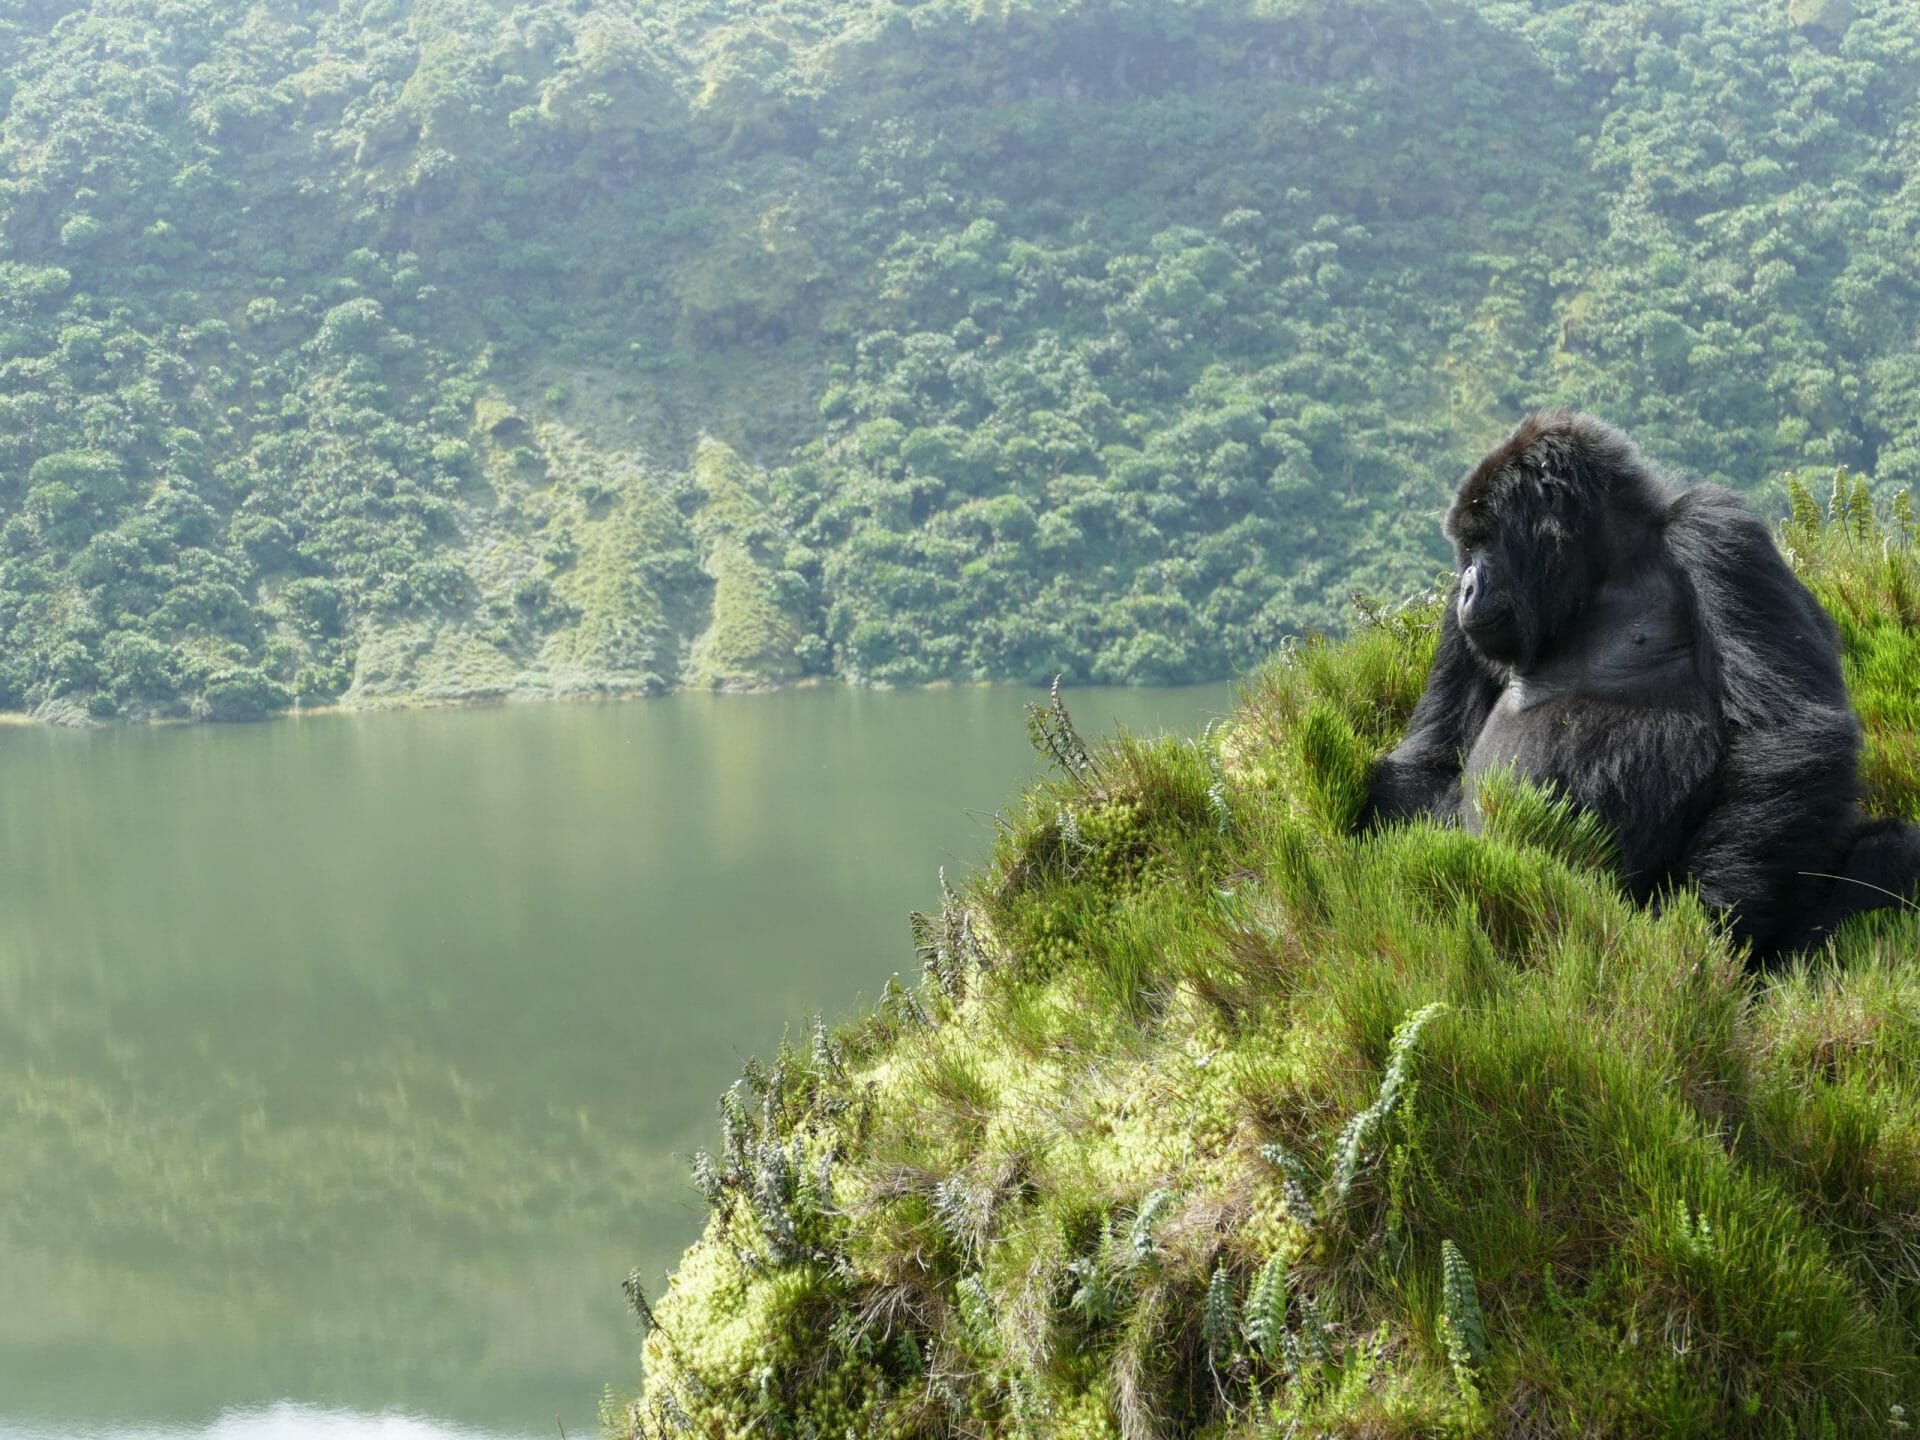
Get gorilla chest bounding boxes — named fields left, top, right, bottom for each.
left=1465, top=691, right=1719, bottom=810
left=1462, top=570, right=1722, bottom=879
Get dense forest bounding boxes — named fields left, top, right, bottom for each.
left=0, top=0, right=1915, bottom=719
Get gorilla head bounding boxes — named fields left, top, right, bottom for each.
left=1442, top=411, right=1649, bottom=672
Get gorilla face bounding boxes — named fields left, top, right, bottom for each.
left=1453, top=546, right=1520, bottom=660
left=1445, top=449, right=1601, bottom=672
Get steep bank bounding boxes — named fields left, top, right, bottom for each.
left=610, top=487, right=1920, bottom=1438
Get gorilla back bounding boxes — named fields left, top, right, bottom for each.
left=1362, top=410, right=1920, bottom=961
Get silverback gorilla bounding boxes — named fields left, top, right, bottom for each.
left=1362, top=410, right=1920, bottom=961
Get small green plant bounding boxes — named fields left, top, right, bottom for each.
left=1025, top=675, right=1096, bottom=782
left=1259, top=1141, right=1318, bottom=1226
left=1673, top=1199, right=1717, bottom=1261
left=1829, top=469, right=1854, bottom=529
left=1202, top=1262, right=1238, bottom=1361
left=911, top=868, right=985, bottom=1001
left=1892, top=489, right=1915, bottom=547
left=1066, top=1245, right=1121, bottom=1327
left=1128, top=1189, right=1177, bottom=1265
left=1438, top=1239, right=1486, bottom=1401
left=1328, top=1002, right=1447, bottom=1206
left=1787, top=472, right=1825, bottom=545
left=1297, top=1291, right=1334, bottom=1369
left=1242, top=1253, right=1291, bottom=1363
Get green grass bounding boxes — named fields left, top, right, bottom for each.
left=610, top=490, right=1920, bottom=1439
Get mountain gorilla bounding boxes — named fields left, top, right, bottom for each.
left=1362, top=410, right=1920, bottom=961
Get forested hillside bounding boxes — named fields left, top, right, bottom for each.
left=1, top=0, right=1916, bottom=719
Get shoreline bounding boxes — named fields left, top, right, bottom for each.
left=0, top=672, right=1240, bottom=731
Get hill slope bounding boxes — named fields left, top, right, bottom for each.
left=611, top=490, right=1920, bottom=1438
left=7, top=0, right=1920, bottom=717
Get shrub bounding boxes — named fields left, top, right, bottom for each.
left=195, top=668, right=293, bottom=722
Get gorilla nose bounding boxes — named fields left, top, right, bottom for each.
left=1458, top=559, right=1486, bottom=624
left=1457, top=560, right=1521, bottom=660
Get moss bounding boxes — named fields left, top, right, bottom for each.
left=616, top=501, right=1920, bottom=1438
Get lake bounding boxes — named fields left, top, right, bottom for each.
left=0, top=682, right=1234, bottom=1439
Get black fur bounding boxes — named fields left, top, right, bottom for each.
left=1362, top=410, right=1920, bottom=961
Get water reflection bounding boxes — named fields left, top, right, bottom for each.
left=0, top=684, right=1232, bottom=1436
left=0, top=1402, right=535, bottom=1440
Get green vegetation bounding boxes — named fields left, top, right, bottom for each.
left=612, top=493, right=1920, bottom=1437
left=6, top=0, right=1920, bottom=716
left=686, top=437, right=806, bottom=688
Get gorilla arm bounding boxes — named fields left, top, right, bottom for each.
left=1666, top=486, right=1861, bottom=956
left=1359, top=583, right=1504, bottom=828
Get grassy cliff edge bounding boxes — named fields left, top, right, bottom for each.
left=612, top=482, right=1920, bottom=1439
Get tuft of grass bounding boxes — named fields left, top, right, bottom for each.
left=610, top=498, right=1920, bottom=1440
left=1786, top=471, right=1920, bottom=816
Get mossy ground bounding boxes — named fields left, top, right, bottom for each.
left=612, top=485, right=1920, bottom=1440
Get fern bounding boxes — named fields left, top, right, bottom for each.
left=1202, top=1263, right=1238, bottom=1358
left=1066, top=1250, right=1118, bottom=1326
left=809, top=1014, right=845, bottom=1081
left=1829, top=468, right=1853, bottom=527
left=1206, top=774, right=1231, bottom=835
left=932, top=1174, right=996, bottom=1261
left=1259, top=1141, right=1313, bottom=1185
left=1438, top=1239, right=1486, bottom=1392
left=1279, top=1327, right=1306, bottom=1378
left=1894, top=488, right=1915, bottom=547
left=911, top=868, right=986, bottom=1000
left=1025, top=674, right=1095, bottom=781
left=882, top=972, right=933, bottom=1028
left=1129, top=1188, right=1177, bottom=1263
left=1787, top=472, right=1824, bottom=543
left=1673, top=1199, right=1716, bottom=1260
left=1852, top=474, right=1877, bottom=542
left=690, top=1150, right=725, bottom=1207
left=1057, top=805, right=1085, bottom=856
left=955, top=1273, right=998, bottom=1353
left=1260, top=1141, right=1318, bottom=1226
left=624, top=1270, right=663, bottom=1334
left=1298, top=1292, right=1334, bottom=1367
left=1329, top=1001, right=1447, bottom=1205
left=718, top=1081, right=752, bottom=1177
left=761, top=1053, right=791, bottom=1137
left=749, top=1139, right=802, bottom=1265
left=652, top=1387, right=694, bottom=1434
left=1242, top=1253, right=1290, bottom=1362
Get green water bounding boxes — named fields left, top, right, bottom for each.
left=0, top=683, right=1233, bottom=1439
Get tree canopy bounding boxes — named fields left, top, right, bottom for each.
left=1, top=0, right=1917, bottom=716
